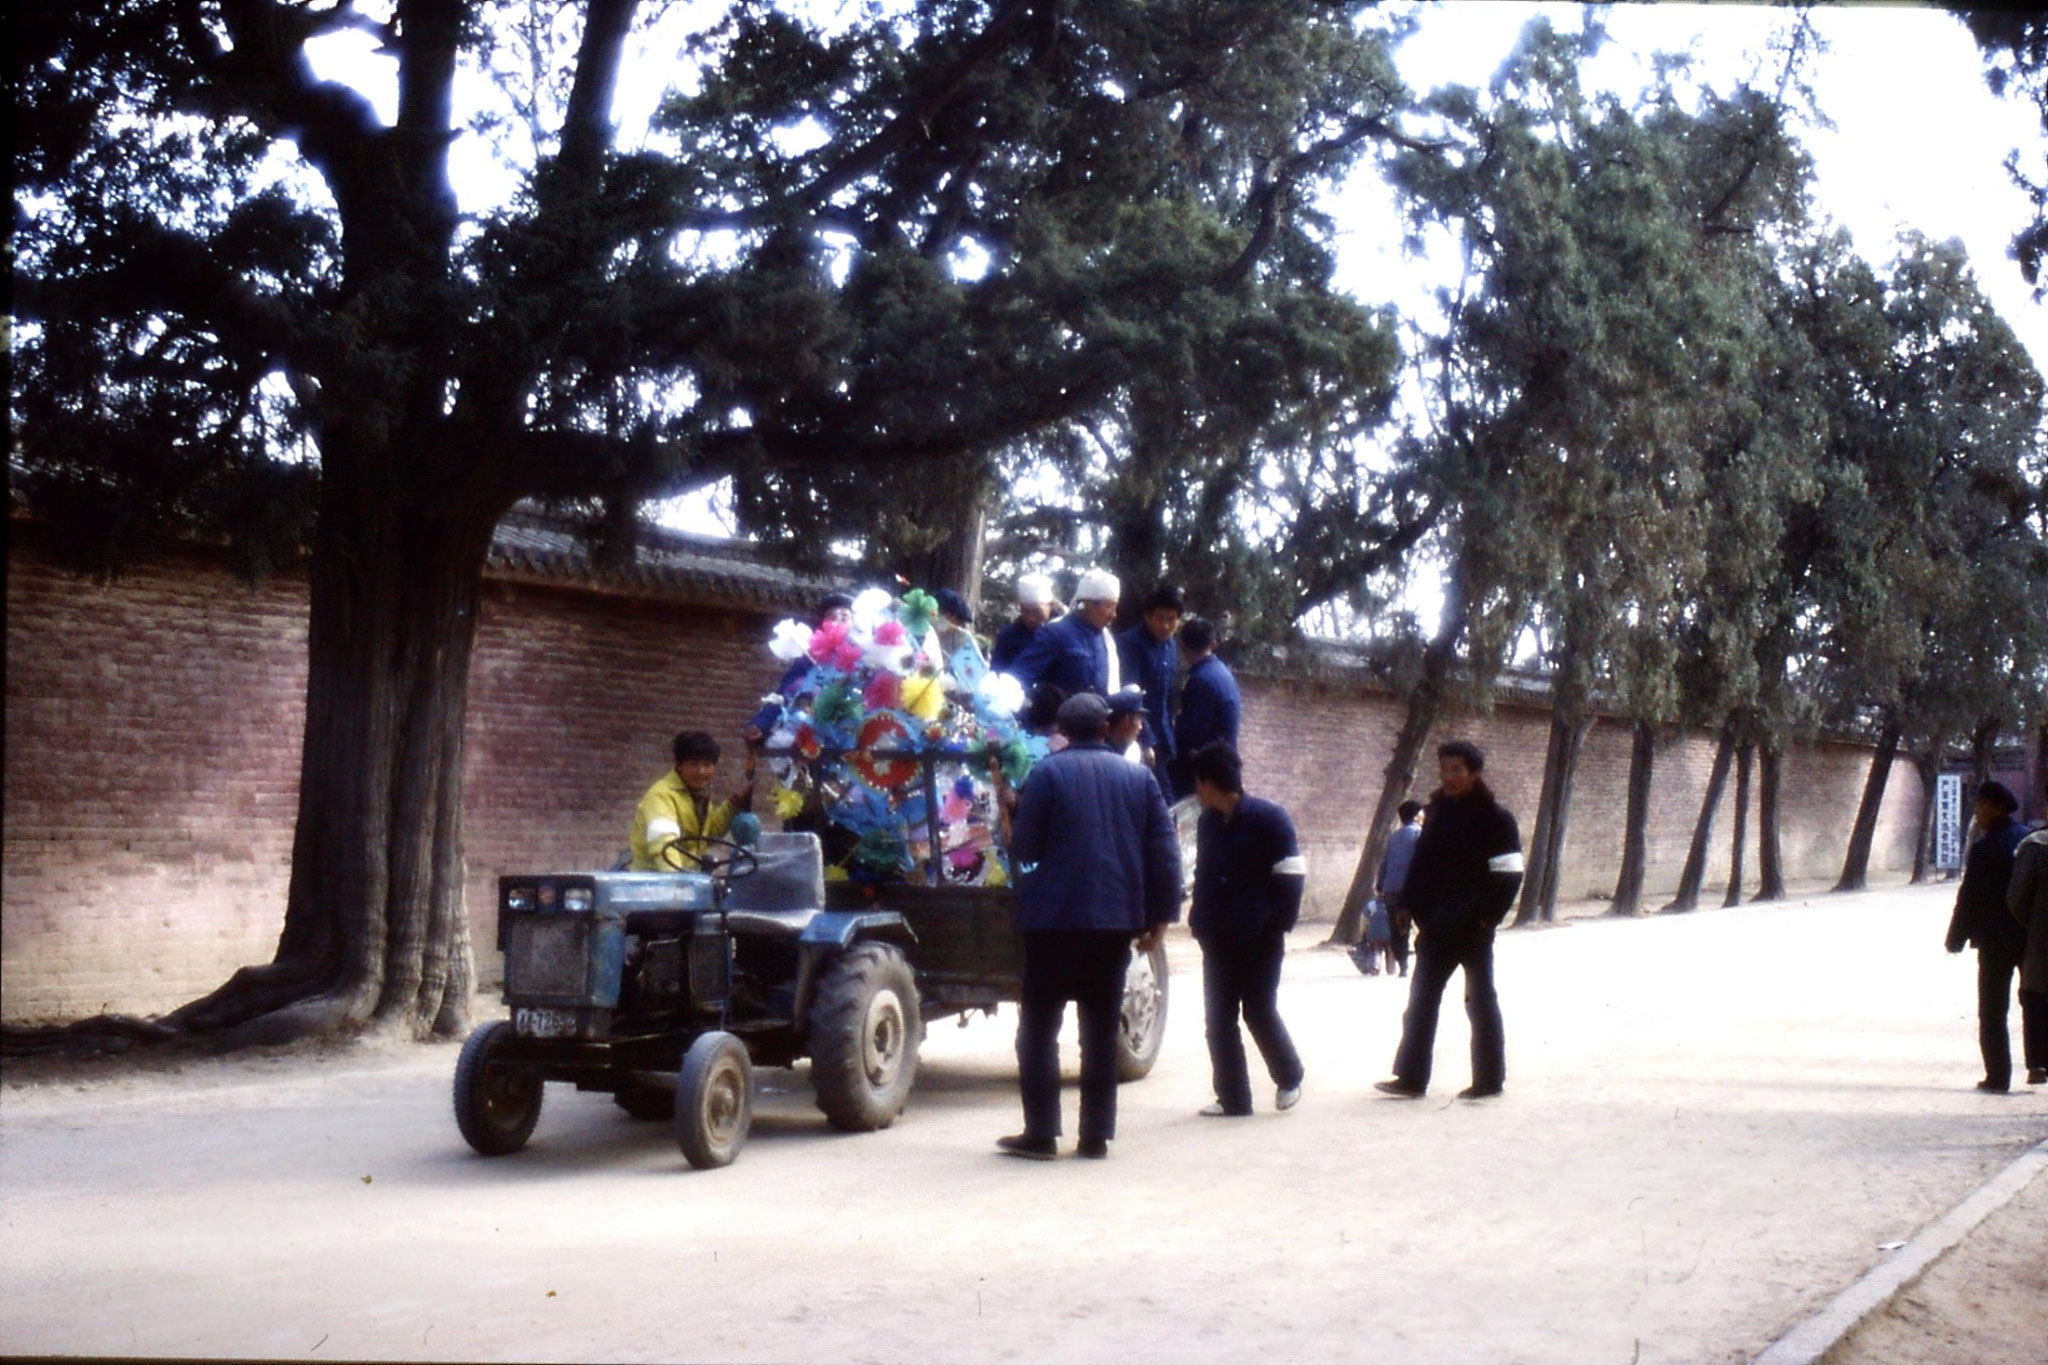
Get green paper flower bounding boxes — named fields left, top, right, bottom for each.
left=896, top=588, right=940, bottom=637
left=814, top=680, right=864, bottom=731
left=1001, top=736, right=1034, bottom=786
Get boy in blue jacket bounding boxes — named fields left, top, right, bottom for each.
left=1187, top=741, right=1307, bottom=1117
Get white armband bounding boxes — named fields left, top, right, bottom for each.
left=1272, top=854, right=1308, bottom=877
left=645, top=818, right=683, bottom=842
left=1488, top=852, right=1525, bottom=874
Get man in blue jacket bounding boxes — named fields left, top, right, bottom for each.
left=1376, top=741, right=1524, bottom=1100
left=1000, top=692, right=1182, bottom=1159
left=1945, top=780, right=2033, bottom=1092
left=1170, top=617, right=1241, bottom=798
left=1117, top=585, right=1182, bottom=791
left=1005, top=568, right=1121, bottom=699
left=1187, top=742, right=1307, bottom=1117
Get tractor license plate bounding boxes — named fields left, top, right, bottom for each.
left=514, top=1007, right=578, bottom=1039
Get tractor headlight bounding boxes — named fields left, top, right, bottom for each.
left=563, top=886, right=593, bottom=913
left=506, top=886, right=534, bottom=912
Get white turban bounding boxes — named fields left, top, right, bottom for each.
left=1075, top=568, right=1120, bottom=604
left=1016, top=573, right=1055, bottom=607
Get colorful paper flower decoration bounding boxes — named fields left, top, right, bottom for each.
left=768, top=619, right=814, bottom=662
left=862, top=672, right=902, bottom=711
left=807, top=620, right=865, bottom=671
left=852, top=713, right=917, bottom=789
left=851, top=587, right=896, bottom=631
left=975, top=670, right=1026, bottom=718
left=772, top=785, right=806, bottom=820
left=900, top=670, right=947, bottom=721
left=896, top=589, right=940, bottom=636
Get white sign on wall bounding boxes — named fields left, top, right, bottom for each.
left=1933, top=772, right=1964, bottom=872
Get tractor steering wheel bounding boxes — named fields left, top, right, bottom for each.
left=657, top=836, right=761, bottom=882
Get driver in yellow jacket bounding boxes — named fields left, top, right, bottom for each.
left=630, top=731, right=755, bottom=871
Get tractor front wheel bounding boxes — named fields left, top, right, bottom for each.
left=453, top=1020, right=545, bottom=1156
left=676, top=1032, right=753, bottom=1169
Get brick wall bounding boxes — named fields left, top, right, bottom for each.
left=3, top=541, right=1924, bottom=1022
left=1237, top=676, right=1925, bottom=920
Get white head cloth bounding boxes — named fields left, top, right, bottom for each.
left=1016, top=573, right=1055, bottom=607
left=1075, top=568, right=1120, bottom=604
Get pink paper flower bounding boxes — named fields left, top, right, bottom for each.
left=863, top=672, right=902, bottom=710
left=873, top=619, right=907, bottom=646
left=808, top=621, right=864, bottom=670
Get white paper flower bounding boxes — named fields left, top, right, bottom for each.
left=977, top=671, right=1027, bottom=717
left=850, top=587, right=896, bottom=632
left=865, top=637, right=915, bottom=675
left=768, top=618, right=813, bottom=662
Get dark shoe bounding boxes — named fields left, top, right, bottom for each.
left=2028, top=1069, right=2047, bottom=1086
left=1075, top=1137, right=1109, bottom=1159
left=1457, top=1085, right=1503, bottom=1100
left=1374, top=1079, right=1425, bottom=1099
left=996, top=1133, right=1058, bottom=1160
left=1974, top=1079, right=2011, bottom=1095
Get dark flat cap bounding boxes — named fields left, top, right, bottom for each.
left=1055, top=691, right=1110, bottom=734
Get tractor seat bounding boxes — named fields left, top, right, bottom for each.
left=717, top=908, right=815, bottom=939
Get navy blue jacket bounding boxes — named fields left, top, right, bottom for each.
left=1116, top=624, right=1179, bottom=761
left=1011, top=742, right=1182, bottom=934
left=748, top=657, right=815, bottom=736
left=1006, top=612, right=1113, bottom=699
left=1191, top=795, right=1307, bottom=943
left=1402, top=784, right=1523, bottom=935
left=1173, top=654, right=1241, bottom=776
left=1947, top=815, right=2030, bottom=958
left=989, top=617, right=1039, bottom=672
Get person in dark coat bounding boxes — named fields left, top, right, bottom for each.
left=999, top=692, right=1182, bottom=1159
left=1117, top=586, right=1182, bottom=792
left=1187, top=742, right=1307, bottom=1117
left=990, top=574, right=1059, bottom=672
left=1170, top=617, right=1241, bottom=798
left=1376, top=741, right=1524, bottom=1100
left=744, top=592, right=854, bottom=742
left=1946, top=780, right=2033, bottom=1092
left=2007, top=774, right=2048, bottom=1086
left=1005, top=568, right=1121, bottom=699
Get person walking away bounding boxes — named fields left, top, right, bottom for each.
left=1353, top=800, right=1423, bottom=977
left=1170, top=617, right=1241, bottom=799
left=1947, top=780, right=2032, bottom=1092
left=1000, top=693, right=1182, bottom=1159
left=629, top=731, right=755, bottom=871
left=1187, top=742, right=1307, bottom=1117
left=1118, top=586, right=1182, bottom=794
left=990, top=573, right=1059, bottom=672
left=1007, top=569, right=1121, bottom=698
left=1375, top=742, right=1523, bottom=1100
left=2007, top=773, right=2048, bottom=1086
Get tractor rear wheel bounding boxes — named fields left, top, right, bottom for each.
left=453, top=1021, right=544, bottom=1156
left=809, top=942, right=921, bottom=1131
left=676, top=1032, right=752, bottom=1169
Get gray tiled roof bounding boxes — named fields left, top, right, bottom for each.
left=487, top=508, right=839, bottom=611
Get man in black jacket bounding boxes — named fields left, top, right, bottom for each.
left=1945, top=780, right=2033, bottom=1093
left=1376, top=741, right=1524, bottom=1100
left=1187, top=742, right=1308, bottom=1117
left=999, top=692, right=1182, bottom=1159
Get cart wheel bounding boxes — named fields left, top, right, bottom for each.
left=1116, top=939, right=1169, bottom=1082
left=453, top=1020, right=544, bottom=1155
left=676, top=1032, right=753, bottom=1169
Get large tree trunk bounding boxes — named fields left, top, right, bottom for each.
left=1753, top=743, right=1786, bottom=902
left=1910, top=748, right=1942, bottom=885
left=1969, top=717, right=1997, bottom=791
left=164, top=475, right=500, bottom=1044
left=1609, top=720, right=1657, bottom=916
left=2031, top=720, right=2048, bottom=825
left=1723, top=741, right=1753, bottom=908
left=908, top=486, right=991, bottom=614
left=1834, top=715, right=1901, bottom=892
left=1663, top=721, right=1735, bottom=912
left=1514, top=669, right=1590, bottom=927
left=1329, top=568, right=1469, bottom=945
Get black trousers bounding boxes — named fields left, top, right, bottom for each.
left=1389, top=913, right=1411, bottom=974
left=1392, top=923, right=1504, bottom=1093
left=1017, top=931, right=1131, bottom=1142
left=1976, top=951, right=2046, bottom=1086
left=1201, top=930, right=1304, bottom=1113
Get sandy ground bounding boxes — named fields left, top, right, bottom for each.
left=3, top=882, right=2044, bottom=1365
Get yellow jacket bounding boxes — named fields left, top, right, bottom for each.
left=630, top=769, right=737, bottom=871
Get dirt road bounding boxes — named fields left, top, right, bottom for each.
left=3, top=883, right=2043, bottom=1364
